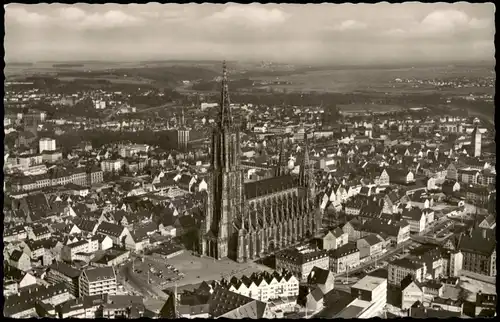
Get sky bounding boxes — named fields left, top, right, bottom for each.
left=4, top=2, right=496, bottom=65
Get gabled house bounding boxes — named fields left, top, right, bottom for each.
left=306, top=266, right=335, bottom=295
left=9, top=250, right=32, bottom=272
left=401, top=207, right=426, bottom=234
left=358, top=202, right=383, bottom=223
left=92, top=235, right=114, bottom=251
left=4, top=225, right=28, bottom=242
left=342, top=218, right=364, bottom=242
left=401, top=275, right=424, bottom=310
left=124, top=229, right=150, bottom=252
left=441, top=180, right=460, bottom=195
left=95, top=222, right=132, bottom=247
left=317, top=228, right=348, bottom=251
left=28, top=226, right=52, bottom=241
left=73, top=218, right=100, bottom=237
left=362, top=218, right=411, bottom=246
left=478, top=214, right=496, bottom=230
left=356, top=234, right=385, bottom=259
left=376, top=169, right=390, bottom=186
left=386, top=168, right=415, bottom=185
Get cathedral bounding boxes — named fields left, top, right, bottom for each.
left=200, top=62, right=322, bottom=263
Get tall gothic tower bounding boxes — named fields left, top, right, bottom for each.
left=299, top=131, right=316, bottom=201
left=200, top=61, right=245, bottom=260
left=472, top=125, right=482, bottom=157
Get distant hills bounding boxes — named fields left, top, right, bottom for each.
left=5, top=62, right=34, bottom=66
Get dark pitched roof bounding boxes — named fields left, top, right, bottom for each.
left=390, top=258, right=424, bottom=270
left=32, top=226, right=51, bottom=236
left=244, top=175, right=299, bottom=199
left=307, top=266, right=331, bottom=286
left=309, top=287, right=324, bottom=302
left=329, top=242, right=359, bottom=259
left=4, top=262, right=26, bottom=281
left=362, top=218, right=406, bottom=237
left=276, top=248, right=328, bottom=266
left=208, top=285, right=255, bottom=318
left=74, top=218, right=99, bottom=232
left=410, top=307, right=461, bottom=318
left=96, top=221, right=125, bottom=238
left=401, top=274, right=422, bottom=291
left=49, top=262, right=81, bottom=279
left=401, top=207, right=423, bottom=221
left=10, top=249, right=26, bottom=262
left=362, top=234, right=384, bottom=246
left=4, top=282, right=70, bottom=314
left=56, top=295, right=106, bottom=314
left=458, top=229, right=496, bottom=256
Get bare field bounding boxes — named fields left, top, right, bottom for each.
left=249, top=66, right=493, bottom=93
left=338, top=103, right=404, bottom=113
left=4, top=61, right=220, bottom=78
left=57, top=76, right=153, bottom=85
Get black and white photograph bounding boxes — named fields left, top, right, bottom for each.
left=3, top=2, right=496, bottom=319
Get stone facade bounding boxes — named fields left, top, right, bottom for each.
left=200, top=62, right=321, bottom=262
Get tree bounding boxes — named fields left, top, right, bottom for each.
left=457, top=288, right=472, bottom=303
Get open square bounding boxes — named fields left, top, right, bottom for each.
left=148, top=252, right=274, bottom=289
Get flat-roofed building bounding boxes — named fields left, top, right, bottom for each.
left=334, top=275, right=388, bottom=318
left=79, top=266, right=117, bottom=297
left=46, top=262, right=82, bottom=297
left=388, top=258, right=426, bottom=287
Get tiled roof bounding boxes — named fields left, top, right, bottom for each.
left=362, top=234, right=384, bottom=246
left=4, top=225, right=27, bottom=236
left=74, top=218, right=99, bottom=232
left=56, top=295, right=105, bottom=314
left=220, top=300, right=268, bottom=319
left=96, top=221, right=125, bottom=238
left=4, top=282, right=69, bottom=313
left=49, top=262, right=81, bottom=279
left=208, top=286, right=255, bottom=318
left=309, top=287, right=324, bottom=302
left=410, top=307, right=461, bottom=318
left=307, top=266, right=331, bottom=286
left=458, top=229, right=496, bottom=256
left=331, top=227, right=345, bottom=238
left=32, top=226, right=51, bottom=236
left=3, top=262, right=26, bottom=281
left=401, top=207, right=423, bottom=221
left=244, top=175, right=299, bottom=199
left=362, top=218, right=405, bottom=238
left=390, top=258, right=424, bottom=270
left=329, top=242, right=359, bottom=259
left=9, top=249, right=25, bottom=262
left=276, top=247, right=328, bottom=266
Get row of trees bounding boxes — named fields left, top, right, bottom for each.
left=54, top=129, right=177, bottom=153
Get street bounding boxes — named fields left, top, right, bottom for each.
left=335, top=239, right=416, bottom=278
left=118, top=261, right=169, bottom=301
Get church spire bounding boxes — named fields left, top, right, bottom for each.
left=276, top=136, right=285, bottom=177
left=220, top=61, right=232, bottom=128
left=300, top=131, right=310, bottom=186
left=303, top=131, right=310, bottom=170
